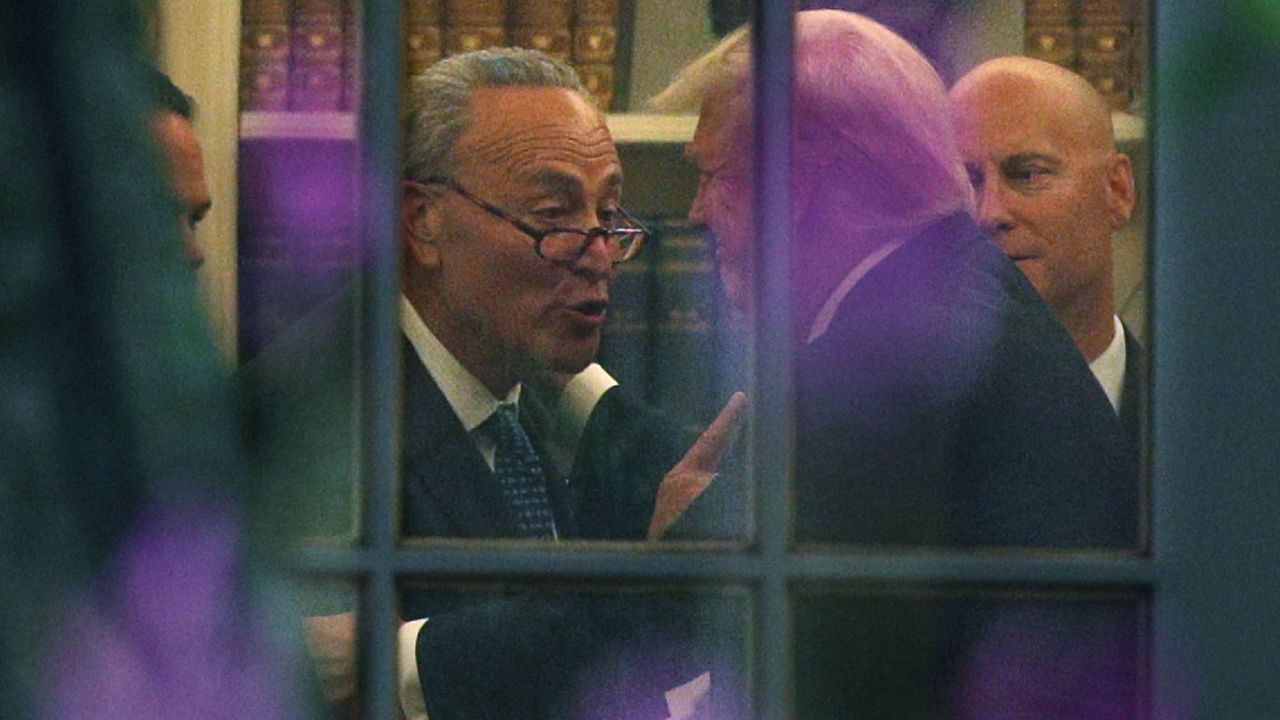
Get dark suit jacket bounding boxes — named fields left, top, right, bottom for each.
left=791, top=213, right=1141, bottom=719
left=398, top=339, right=671, bottom=547
left=1120, top=323, right=1147, bottom=458
left=794, top=212, right=1138, bottom=548
left=392, top=333, right=720, bottom=720
left=243, top=292, right=710, bottom=719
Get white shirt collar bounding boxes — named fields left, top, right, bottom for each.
left=399, top=295, right=519, bottom=432
left=805, top=238, right=908, bottom=344
left=1088, top=315, right=1127, bottom=414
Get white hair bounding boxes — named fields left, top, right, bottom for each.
left=652, top=10, right=975, bottom=234
left=402, top=47, right=587, bottom=183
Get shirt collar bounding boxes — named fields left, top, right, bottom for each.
left=1088, top=315, right=1127, bottom=414
left=805, top=238, right=908, bottom=344
left=400, top=295, right=519, bottom=432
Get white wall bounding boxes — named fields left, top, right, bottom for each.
left=156, top=1, right=242, bottom=364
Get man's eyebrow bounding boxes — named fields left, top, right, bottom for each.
left=525, top=168, right=623, bottom=196
left=1003, top=151, right=1059, bottom=166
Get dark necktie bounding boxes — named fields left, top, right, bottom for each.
left=484, top=403, right=558, bottom=538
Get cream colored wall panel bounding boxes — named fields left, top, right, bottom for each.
left=157, top=1, right=241, bottom=364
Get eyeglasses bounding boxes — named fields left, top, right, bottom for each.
left=424, top=177, right=649, bottom=264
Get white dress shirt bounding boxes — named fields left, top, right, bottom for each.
left=806, top=237, right=908, bottom=344
left=1089, top=315, right=1128, bottom=414
left=400, top=295, right=518, bottom=470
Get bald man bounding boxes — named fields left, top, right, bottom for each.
left=950, top=57, right=1143, bottom=449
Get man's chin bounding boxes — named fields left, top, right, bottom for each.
left=1010, top=258, right=1049, bottom=295
left=531, top=338, right=600, bottom=378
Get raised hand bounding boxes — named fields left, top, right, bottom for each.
left=647, top=392, right=748, bottom=541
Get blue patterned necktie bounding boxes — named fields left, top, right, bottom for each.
left=484, top=403, right=558, bottom=538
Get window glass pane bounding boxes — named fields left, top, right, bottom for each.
left=395, top=5, right=747, bottom=549
left=291, top=576, right=361, bottom=718
left=795, top=586, right=1147, bottom=719
left=397, top=579, right=750, bottom=718
left=238, top=135, right=363, bottom=546
left=760, top=5, right=1149, bottom=549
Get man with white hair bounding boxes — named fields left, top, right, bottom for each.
left=950, top=56, right=1144, bottom=450
left=653, top=10, right=1136, bottom=549
left=651, top=11, right=1142, bottom=717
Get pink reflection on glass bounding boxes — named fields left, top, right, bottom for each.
left=41, top=497, right=296, bottom=720
left=952, top=605, right=1191, bottom=720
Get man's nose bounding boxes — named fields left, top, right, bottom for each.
left=976, top=180, right=1014, bottom=236
left=686, top=172, right=716, bottom=225
left=571, top=231, right=616, bottom=282
left=688, top=179, right=711, bottom=227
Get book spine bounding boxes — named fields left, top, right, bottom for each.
left=510, top=0, right=573, bottom=63
left=1128, top=0, right=1148, bottom=111
left=597, top=252, right=653, bottom=404
left=651, top=223, right=720, bottom=430
left=1077, top=0, right=1135, bottom=110
left=237, top=140, right=360, bottom=357
left=443, top=0, right=508, bottom=56
left=289, top=0, right=345, bottom=111
left=571, top=0, right=619, bottom=110
left=342, top=0, right=361, bottom=111
left=405, top=0, right=444, bottom=77
left=240, top=0, right=292, bottom=111
left=1023, top=0, right=1077, bottom=69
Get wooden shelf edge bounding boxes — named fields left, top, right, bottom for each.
left=1114, top=111, right=1146, bottom=146
left=606, top=113, right=699, bottom=144
left=240, top=111, right=357, bottom=140
left=237, top=109, right=1141, bottom=148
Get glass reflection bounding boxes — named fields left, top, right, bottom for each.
left=647, top=9, right=1142, bottom=548
left=396, top=580, right=749, bottom=719
left=795, top=587, right=1145, bottom=719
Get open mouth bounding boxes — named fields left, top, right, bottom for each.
left=565, top=300, right=609, bottom=324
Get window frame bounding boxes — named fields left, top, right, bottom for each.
left=294, top=1, right=1280, bottom=718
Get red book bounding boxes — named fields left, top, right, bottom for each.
left=510, top=0, right=573, bottom=63
left=444, top=0, right=507, bottom=56
left=289, top=0, right=345, bottom=111
left=405, top=0, right=444, bottom=76
left=572, top=0, right=619, bottom=109
left=240, top=0, right=292, bottom=111
left=1078, top=0, right=1135, bottom=110
left=342, top=0, right=361, bottom=111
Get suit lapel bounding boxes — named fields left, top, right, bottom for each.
left=518, top=389, right=580, bottom=539
left=1119, top=324, right=1146, bottom=454
left=401, top=340, right=518, bottom=538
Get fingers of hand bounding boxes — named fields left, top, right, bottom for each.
left=683, top=391, right=748, bottom=470
left=649, top=470, right=717, bottom=540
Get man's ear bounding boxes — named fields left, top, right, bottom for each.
left=1105, top=152, right=1136, bottom=229
left=403, top=180, right=444, bottom=270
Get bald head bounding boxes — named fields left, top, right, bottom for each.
left=949, top=57, right=1135, bottom=362
left=952, top=57, right=1116, bottom=157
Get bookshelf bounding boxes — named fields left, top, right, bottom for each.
left=239, top=111, right=357, bottom=140
left=236, top=111, right=701, bottom=144
left=237, top=109, right=1142, bottom=146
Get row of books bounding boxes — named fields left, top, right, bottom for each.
left=240, top=0, right=624, bottom=113
left=1025, top=0, right=1148, bottom=111
left=599, top=220, right=738, bottom=434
